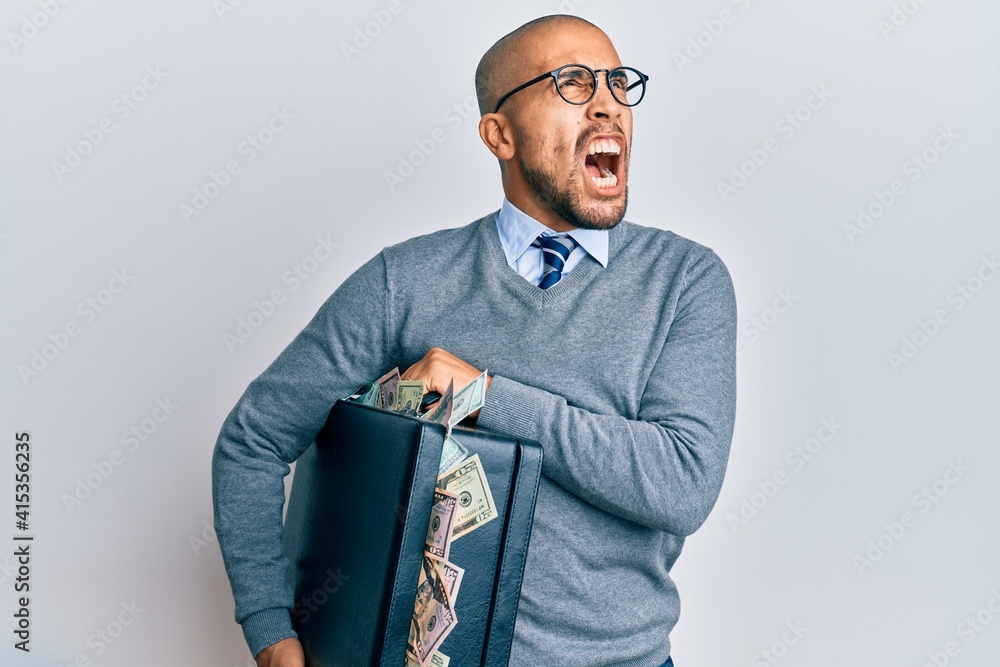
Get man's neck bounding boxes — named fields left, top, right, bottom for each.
left=502, top=192, right=577, bottom=232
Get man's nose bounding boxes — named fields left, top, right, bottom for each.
left=587, top=76, right=623, bottom=122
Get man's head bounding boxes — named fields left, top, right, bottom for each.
left=476, top=16, right=639, bottom=232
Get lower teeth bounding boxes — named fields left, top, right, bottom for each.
left=591, top=171, right=618, bottom=188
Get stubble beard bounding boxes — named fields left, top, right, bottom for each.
left=518, top=143, right=629, bottom=231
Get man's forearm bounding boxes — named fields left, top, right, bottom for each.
left=477, top=374, right=735, bottom=535
left=211, top=251, right=392, bottom=655
left=213, top=413, right=300, bottom=655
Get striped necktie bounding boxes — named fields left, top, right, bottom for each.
left=532, top=233, right=579, bottom=289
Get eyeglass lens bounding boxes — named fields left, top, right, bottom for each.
left=555, top=66, right=645, bottom=106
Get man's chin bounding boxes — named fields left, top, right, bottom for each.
left=571, top=190, right=628, bottom=230
left=519, top=159, right=628, bottom=230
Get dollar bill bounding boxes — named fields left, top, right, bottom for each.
left=346, top=381, right=373, bottom=402
left=448, top=370, right=488, bottom=426
left=424, top=378, right=454, bottom=425
left=397, top=379, right=426, bottom=415
left=425, top=488, right=459, bottom=561
left=407, top=556, right=457, bottom=667
left=430, top=557, right=465, bottom=606
left=438, top=436, right=469, bottom=475
left=347, top=381, right=380, bottom=407
left=376, top=367, right=400, bottom=410
left=406, top=651, right=449, bottom=667
left=436, top=453, right=497, bottom=540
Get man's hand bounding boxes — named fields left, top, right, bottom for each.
left=255, top=637, right=304, bottom=667
left=401, top=347, right=492, bottom=421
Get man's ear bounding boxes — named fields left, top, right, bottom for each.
left=478, top=113, right=516, bottom=161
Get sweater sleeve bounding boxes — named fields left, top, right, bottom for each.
left=476, top=249, right=737, bottom=536
left=211, top=251, right=392, bottom=657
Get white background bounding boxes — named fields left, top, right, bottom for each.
left=2, top=1, right=999, bottom=666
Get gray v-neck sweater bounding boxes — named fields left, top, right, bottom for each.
left=212, top=211, right=737, bottom=667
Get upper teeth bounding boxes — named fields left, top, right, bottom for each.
left=588, top=140, right=620, bottom=156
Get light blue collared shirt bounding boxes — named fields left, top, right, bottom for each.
left=495, top=198, right=609, bottom=287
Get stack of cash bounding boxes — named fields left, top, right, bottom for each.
left=348, top=367, right=490, bottom=476
left=405, top=488, right=463, bottom=667
left=346, top=369, right=499, bottom=667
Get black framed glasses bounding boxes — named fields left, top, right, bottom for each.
left=493, top=63, right=649, bottom=114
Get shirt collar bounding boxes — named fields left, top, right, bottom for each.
left=495, top=198, right=609, bottom=268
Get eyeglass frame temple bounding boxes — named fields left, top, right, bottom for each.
left=492, top=65, right=649, bottom=114
left=492, top=70, right=558, bottom=114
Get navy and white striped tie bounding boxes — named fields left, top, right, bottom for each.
left=532, top=234, right=579, bottom=289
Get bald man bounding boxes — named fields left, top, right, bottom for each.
left=213, top=14, right=736, bottom=667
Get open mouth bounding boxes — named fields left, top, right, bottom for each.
left=584, top=138, right=623, bottom=191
